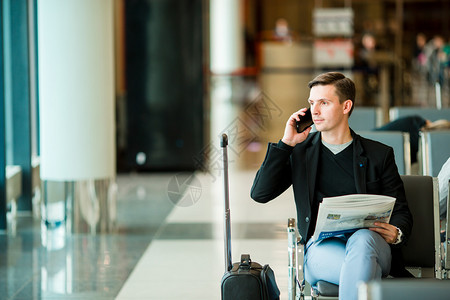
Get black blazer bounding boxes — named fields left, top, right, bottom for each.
left=251, top=130, right=413, bottom=274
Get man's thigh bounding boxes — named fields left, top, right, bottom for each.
left=345, top=229, right=391, bottom=277
left=304, top=237, right=346, bottom=285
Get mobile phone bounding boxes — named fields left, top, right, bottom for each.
left=296, top=108, right=313, bottom=133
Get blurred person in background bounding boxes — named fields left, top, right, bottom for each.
left=272, top=18, right=298, bottom=43
left=375, top=115, right=450, bottom=165
left=425, top=35, right=446, bottom=85
left=356, top=33, right=379, bottom=105
left=413, top=33, right=428, bottom=73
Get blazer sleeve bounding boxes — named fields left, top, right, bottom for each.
left=250, top=141, right=293, bottom=203
left=381, top=147, right=413, bottom=246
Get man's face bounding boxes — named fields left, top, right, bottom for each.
left=308, top=84, right=348, bottom=133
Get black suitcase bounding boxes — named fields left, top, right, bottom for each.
left=220, top=134, right=280, bottom=300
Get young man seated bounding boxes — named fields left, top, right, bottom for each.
left=251, top=72, right=413, bottom=300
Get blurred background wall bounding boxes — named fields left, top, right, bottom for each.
left=115, top=0, right=450, bottom=172
left=1, top=0, right=450, bottom=231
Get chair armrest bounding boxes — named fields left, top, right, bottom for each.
left=287, top=218, right=297, bottom=300
left=445, top=180, right=450, bottom=273
left=287, top=218, right=305, bottom=299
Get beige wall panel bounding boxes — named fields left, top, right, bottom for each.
left=259, top=73, right=312, bottom=144
left=261, top=42, right=314, bottom=69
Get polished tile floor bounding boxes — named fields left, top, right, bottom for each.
left=117, top=170, right=296, bottom=300
left=1, top=75, right=297, bottom=300
left=1, top=170, right=296, bottom=300
left=0, top=173, right=182, bottom=300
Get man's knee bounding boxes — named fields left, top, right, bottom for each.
left=344, top=229, right=392, bottom=277
left=346, top=229, right=390, bottom=255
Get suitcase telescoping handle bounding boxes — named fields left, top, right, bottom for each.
left=221, top=133, right=233, bottom=272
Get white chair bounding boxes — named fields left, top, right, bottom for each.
left=358, top=131, right=411, bottom=175
left=389, top=107, right=450, bottom=122
left=349, top=107, right=382, bottom=131
left=419, top=130, right=450, bottom=176
left=358, top=278, right=450, bottom=300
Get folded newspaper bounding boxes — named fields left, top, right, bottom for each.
left=312, top=194, right=396, bottom=242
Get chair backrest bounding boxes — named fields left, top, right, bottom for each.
left=349, top=107, right=382, bottom=131
left=359, top=131, right=411, bottom=175
left=389, top=107, right=450, bottom=122
left=400, top=175, right=440, bottom=272
left=419, top=130, right=450, bottom=176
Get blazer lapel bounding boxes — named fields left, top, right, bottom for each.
left=306, top=133, right=321, bottom=204
left=353, top=133, right=367, bottom=193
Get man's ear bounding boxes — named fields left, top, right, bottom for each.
left=343, top=99, right=353, bottom=115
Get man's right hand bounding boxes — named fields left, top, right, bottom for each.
left=281, top=108, right=312, bottom=147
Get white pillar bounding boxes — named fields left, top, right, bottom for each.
left=38, top=0, right=116, bottom=233
left=210, top=0, right=244, bottom=74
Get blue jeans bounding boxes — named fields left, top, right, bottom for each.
left=304, top=229, right=391, bottom=300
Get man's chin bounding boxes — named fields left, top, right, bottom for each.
left=314, top=124, right=324, bottom=131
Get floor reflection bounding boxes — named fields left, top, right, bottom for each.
left=40, top=224, right=70, bottom=295
left=1, top=172, right=176, bottom=300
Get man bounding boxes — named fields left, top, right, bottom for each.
left=374, top=115, right=427, bottom=164
left=374, top=116, right=450, bottom=164
left=251, top=72, right=413, bottom=300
